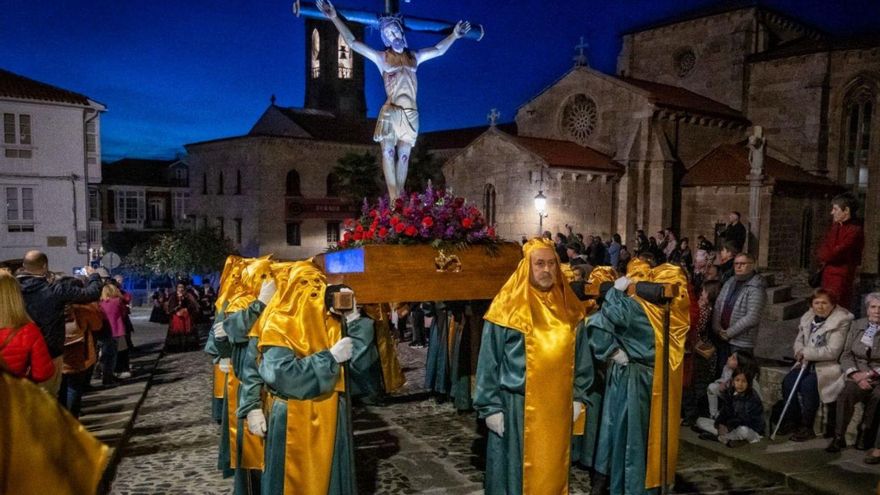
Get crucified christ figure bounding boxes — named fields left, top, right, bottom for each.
left=317, top=0, right=471, bottom=199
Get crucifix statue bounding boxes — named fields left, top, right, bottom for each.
left=487, top=108, right=500, bottom=127
left=314, top=0, right=474, bottom=199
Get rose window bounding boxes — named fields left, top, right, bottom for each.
left=561, top=94, right=597, bottom=145
left=675, top=48, right=696, bottom=78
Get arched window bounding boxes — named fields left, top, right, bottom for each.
left=311, top=29, right=321, bottom=79
left=843, top=83, right=875, bottom=190
left=326, top=173, right=340, bottom=197
left=338, top=34, right=353, bottom=79
left=483, top=184, right=496, bottom=226
left=286, top=170, right=301, bottom=196
left=235, top=170, right=242, bottom=195
left=217, top=171, right=224, bottom=195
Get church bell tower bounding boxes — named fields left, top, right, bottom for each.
left=304, top=18, right=367, bottom=118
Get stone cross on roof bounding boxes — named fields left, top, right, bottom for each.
left=487, top=108, right=501, bottom=127
left=573, top=36, right=589, bottom=67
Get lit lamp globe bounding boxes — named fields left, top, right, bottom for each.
left=534, top=190, right=547, bottom=215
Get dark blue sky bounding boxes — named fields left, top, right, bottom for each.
left=2, top=0, right=878, bottom=161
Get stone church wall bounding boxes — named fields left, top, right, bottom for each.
left=747, top=52, right=828, bottom=172
left=679, top=185, right=750, bottom=253
left=657, top=119, right=745, bottom=168
left=766, top=192, right=831, bottom=271
left=516, top=68, right=650, bottom=158
left=618, top=9, right=755, bottom=110
left=443, top=133, right=616, bottom=242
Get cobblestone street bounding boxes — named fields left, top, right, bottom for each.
left=104, top=318, right=811, bottom=495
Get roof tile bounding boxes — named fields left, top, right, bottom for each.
left=0, top=68, right=92, bottom=106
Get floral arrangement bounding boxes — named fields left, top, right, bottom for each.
left=334, top=184, right=499, bottom=250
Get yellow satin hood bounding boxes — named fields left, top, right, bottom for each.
left=484, top=238, right=585, bottom=334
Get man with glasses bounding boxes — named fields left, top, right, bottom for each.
left=712, top=253, right=767, bottom=373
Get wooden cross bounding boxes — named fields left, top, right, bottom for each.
left=487, top=108, right=501, bottom=127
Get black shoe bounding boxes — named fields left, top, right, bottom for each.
left=699, top=432, right=719, bottom=442
left=825, top=436, right=846, bottom=453
left=590, top=472, right=609, bottom=495
left=790, top=426, right=816, bottom=442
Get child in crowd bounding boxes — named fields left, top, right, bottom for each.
left=696, top=368, right=765, bottom=447
left=707, top=350, right=762, bottom=418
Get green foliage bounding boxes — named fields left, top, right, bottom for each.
left=405, top=146, right=444, bottom=192
left=142, top=227, right=234, bottom=278
left=333, top=152, right=383, bottom=203
left=119, top=243, right=153, bottom=278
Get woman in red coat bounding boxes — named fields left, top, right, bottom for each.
left=818, top=193, right=865, bottom=311
left=165, top=282, right=200, bottom=352
left=0, top=271, right=54, bottom=382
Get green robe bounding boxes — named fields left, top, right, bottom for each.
left=347, top=317, right=382, bottom=403
left=588, top=288, right=657, bottom=495
left=204, top=310, right=230, bottom=425
left=210, top=300, right=266, bottom=493
left=259, top=317, right=374, bottom=495
left=424, top=305, right=450, bottom=395
left=570, top=320, right=604, bottom=469
left=473, top=321, right=592, bottom=495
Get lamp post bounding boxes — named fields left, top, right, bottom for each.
left=534, top=190, right=547, bottom=235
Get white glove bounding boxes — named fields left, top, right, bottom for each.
left=329, top=337, right=353, bottom=363
left=485, top=412, right=504, bottom=437
left=573, top=401, right=584, bottom=424
left=218, top=357, right=232, bottom=373
left=212, top=319, right=227, bottom=340
left=610, top=349, right=629, bottom=366
left=246, top=409, right=267, bottom=437
left=613, top=276, right=631, bottom=292
left=258, top=279, right=277, bottom=305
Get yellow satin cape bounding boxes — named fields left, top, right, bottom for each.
left=631, top=263, right=690, bottom=489
left=362, top=304, right=406, bottom=393
left=213, top=362, right=226, bottom=399
left=257, top=260, right=343, bottom=495
left=0, top=372, right=110, bottom=495
left=483, top=238, right=586, bottom=495
left=226, top=369, right=265, bottom=470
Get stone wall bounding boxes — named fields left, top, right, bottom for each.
left=747, top=52, right=828, bottom=172
left=657, top=119, right=745, bottom=169
left=766, top=193, right=832, bottom=271
left=515, top=67, right=650, bottom=158
left=679, top=185, right=750, bottom=253
left=187, top=136, right=374, bottom=260
left=618, top=9, right=756, bottom=110
left=443, top=132, right=616, bottom=242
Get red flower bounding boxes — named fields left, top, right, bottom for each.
left=364, top=229, right=375, bottom=240
left=404, top=225, right=417, bottom=236
left=488, top=227, right=496, bottom=237
left=461, top=218, right=473, bottom=228
left=454, top=197, right=465, bottom=208
left=378, top=227, right=388, bottom=238
left=369, top=209, right=378, bottom=218
left=394, top=198, right=404, bottom=210
left=343, top=231, right=352, bottom=242
left=343, top=218, right=355, bottom=227
left=394, top=222, right=406, bottom=233
left=353, top=231, right=363, bottom=241
left=390, top=216, right=399, bottom=226
left=422, top=216, right=434, bottom=227
left=355, top=224, right=364, bottom=233
left=403, top=207, right=414, bottom=216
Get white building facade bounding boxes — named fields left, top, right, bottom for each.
left=0, top=69, right=105, bottom=273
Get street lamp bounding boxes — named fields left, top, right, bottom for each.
left=534, top=190, right=547, bottom=234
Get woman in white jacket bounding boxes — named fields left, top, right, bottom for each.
left=782, top=288, right=853, bottom=441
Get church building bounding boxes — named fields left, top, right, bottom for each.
left=445, top=3, right=878, bottom=282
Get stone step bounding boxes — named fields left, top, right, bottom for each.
left=763, top=297, right=809, bottom=321
left=765, top=284, right=792, bottom=304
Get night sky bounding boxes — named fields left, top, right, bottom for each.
left=2, top=0, right=879, bottom=161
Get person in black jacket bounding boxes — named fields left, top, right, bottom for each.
left=16, top=251, right=103, bottom=397
left=694, top=368, right=764, bottom=447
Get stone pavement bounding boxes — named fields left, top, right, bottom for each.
left=101, top=321, right=816, bottom=494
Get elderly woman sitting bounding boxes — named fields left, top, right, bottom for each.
left=781, top=288, right=854, bottom=441
left=827, top=292, right=880, bottom=462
